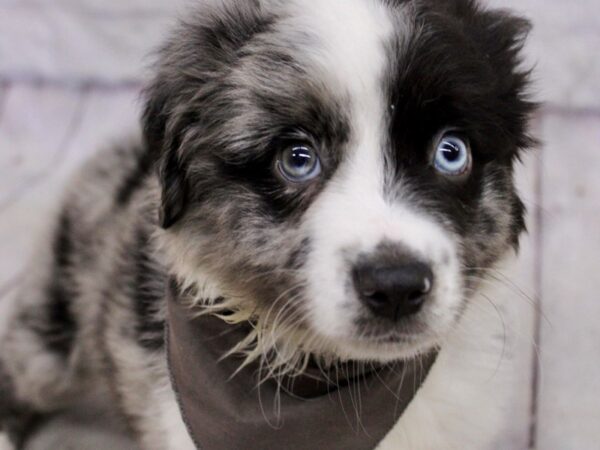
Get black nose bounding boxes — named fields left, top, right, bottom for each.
left=353, top=261, right=433, bottom=321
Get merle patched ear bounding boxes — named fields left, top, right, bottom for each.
left=142, top=0, right=272, bottom=229
left=143, top=86, right=188, bottom=229
left=157, top=147, right=189, bottom=230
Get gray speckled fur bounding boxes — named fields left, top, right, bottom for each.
left=0, top=142, right=170, bottom=447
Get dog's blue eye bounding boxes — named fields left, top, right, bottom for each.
left=434, top=134, right=471, bottom=176
left=277, top=145, right=321, bottom=182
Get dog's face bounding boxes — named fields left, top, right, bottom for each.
left=146, top=0, right=534, bottom=362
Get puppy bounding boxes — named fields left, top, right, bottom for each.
left=0, top=0, right=536, bottom=448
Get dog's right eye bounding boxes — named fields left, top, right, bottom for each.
left=433, top=133, right=472, bottom=177
left=276, top=144, right=322, bottom=183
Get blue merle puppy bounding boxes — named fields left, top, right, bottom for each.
left=0, top=0, right=535, bottom=448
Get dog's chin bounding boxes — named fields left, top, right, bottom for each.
left=305, top=326, right=445, bottom=364
left=297, top=305, right=461, bottom=364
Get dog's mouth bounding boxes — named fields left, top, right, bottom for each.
left=354, top=323, right=433, bottom=346
left=363, top=332, right=420, bottom=344
left=302, top=318, right=445, bottom=364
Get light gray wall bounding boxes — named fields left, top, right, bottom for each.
left=1, top=0, right=599, bottom=109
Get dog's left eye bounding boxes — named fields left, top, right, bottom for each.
left=433, top=133, right=472, bottom=176
left=276, top=144, right=322, bottom=183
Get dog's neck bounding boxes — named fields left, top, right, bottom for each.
left=166, top=277, right=439, bottom=450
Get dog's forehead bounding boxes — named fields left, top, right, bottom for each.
left=273, top=0, right=403, bottom=111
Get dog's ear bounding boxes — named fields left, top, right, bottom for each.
left=475, top=9, right=532, bottom=80
left=143, top=84, right=189, bottom=230
left=473, top=8, right=537, bottom=150
left=156, top=145, right=188, bottom=230
left=143, top=1, right=272, bottom=229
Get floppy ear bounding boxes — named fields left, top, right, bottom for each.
left=143, top=85, right=189, bottom=230
left=156, top=146, right=188, bottom=230
left=142, top=0, right=272, bottom=229
left=476, top=10, right=532, bottom=80
left=474, top=9, right=537, bottom=150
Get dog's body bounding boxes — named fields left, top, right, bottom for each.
left=0, top=0, right=535, bottom=448
left=0, top=145, right=518, bottom=450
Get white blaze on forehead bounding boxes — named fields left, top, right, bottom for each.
left=283, top=0, right=394, bottom=120
left=279, top=0, right=396, bottom=192
left=289, top=2, right=462, bottom=355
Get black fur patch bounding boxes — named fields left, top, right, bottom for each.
left=383, top=0, right=535, bottom=268
left=132, top=227, right=166, bottom=350
left=115, top=145, right=153, bottom=207
left=38, top=211, right=78, bottom=356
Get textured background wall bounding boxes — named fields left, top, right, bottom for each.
left=0, top=1, right=599, bottom=449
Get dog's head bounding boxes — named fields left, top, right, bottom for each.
left=145, top=0, right=535, bottom=364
